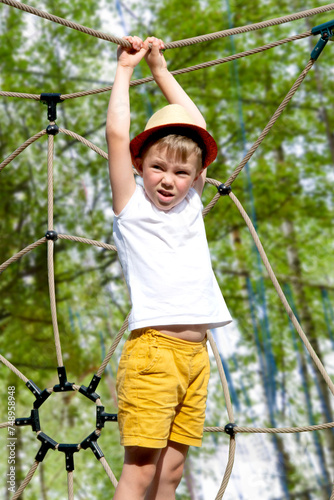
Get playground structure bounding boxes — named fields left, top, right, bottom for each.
left=1, top=1, right=334, bottom=498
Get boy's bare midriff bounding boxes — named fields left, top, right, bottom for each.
left=152, top=324, right=209, bottom=342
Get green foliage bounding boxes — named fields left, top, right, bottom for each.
left=0, top=0, right=334, bottom=498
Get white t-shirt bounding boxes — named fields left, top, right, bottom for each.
left=113, top=182, right=232, bottom=331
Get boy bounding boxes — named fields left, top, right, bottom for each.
left=106, top=35, right=231, bottom=500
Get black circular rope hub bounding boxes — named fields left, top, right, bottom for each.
left=15, top=368, right=117, bottom=471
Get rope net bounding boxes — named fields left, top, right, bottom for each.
left=0, top=1, right=333, bottom=498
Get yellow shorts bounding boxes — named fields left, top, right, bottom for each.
left=116, top=328, right=210, bottom=448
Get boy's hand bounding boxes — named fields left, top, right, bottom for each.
left=117, top=35, right=148, bottom=69
left=144, top=37, right=166, bottom=76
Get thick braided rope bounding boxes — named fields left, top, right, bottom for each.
left=203, top=179, right=222, bottom=217
left=47, top=134, right=54, bottom=230
left=0, top=238, right=46, bottom=273
left=58, top=234, right=117, bottom=252
left=99, top=456, right=118, bottom=488
left=48, top=233, right=63, bottom=368
left=96, top=314, right=129, bottom=378
left=47, top=133, right=63, bottom=367
left=0, top=91, right=40, bottom=100
left=0, top=0, right=132, bottom=47
left=215, top=437, right=236, bottom=500
left=229, top=191, right=334, bottom=396
left=165, top=4, right=334, bottom=48
left=0, top=354, right=28, bottom=383
left=68, top=471, right=74, bottom=500
left=207, top=331, right=234, bottom=423
left=0, top=130, right=47, bottom=171
left=1, top=0, right=333, bottom=49
left=59, top=129, right=108, bottom=159
left=225, top=58, right=315, bottom=186
left=204, top=421, right=334, bottom=434
left=11, top=460, right=39, bottom=500
left=0, top=31, right=312, bottom=102
left=0, top=422, right=13, bottom=428
left=59, top=31, right=311, bottom=100
left=206, top=330, right=237, bottom=500
left=0, top=234, right=116, bottom=274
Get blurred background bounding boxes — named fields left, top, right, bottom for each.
left=0, top=0, right=333, bottom=498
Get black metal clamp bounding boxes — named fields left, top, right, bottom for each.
left=80, top=431, right=104, bottom=461
left=35, top=432, right=58, bottom=462
left=96, top=405, right=118, bottom=429
left=26, top=380, right=52, bottom=409
left=40, top=93, right=62, bottom=122
left=311, top=20, right=334, bottom=60
left=224, top=422, right=237, bottom=436
left=58, top=443, right=80, bottom=471
left=218, top=184, right=232, bottom=196
left=45, top=230, right=58, bottom=241
left=15, top=409, right=41, bottom=432
left=53, top=366, right=75, bottom=393
left=79, top=374, right=101, bottom=403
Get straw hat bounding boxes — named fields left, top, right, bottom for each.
left=130, top=104, right=217, bottom=169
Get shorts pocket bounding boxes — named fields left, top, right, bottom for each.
left=118, top=335, right=160, bottom=375
left=135, top=339, right=160, bottom=374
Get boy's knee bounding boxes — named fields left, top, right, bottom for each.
left=123, top=446, right=161, bottom=487
left=168, top=460, right=185, bottom=488
left=124, top=446, right=161, bottom=466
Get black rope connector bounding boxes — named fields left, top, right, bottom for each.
left=35, top=432, right=57, bottom=462
left=96, top=406, right=118, bottom=429
left=15, top=409, right=41, bottom=432
left=58, top=443, right=80, bottom=471
left=311, top=20, right=334, bottom=60
left=80, top=431, right=104, bottom=460
left=40, top=93, right=62, bottom=122
left=88, top=374, right=101, bottom=393
left=79, top=374, right=101, bottom=403
left=26, top=380, right=51, bottom=409
left=46, top=123, right=59, bottom=135
left=45, top=230, right=58, bottom=241
left=224, top=422, right=237, bottom=436
left=33, top=389, right=52, bottom=409
left=218, top=184, right=232, bottom=196
left=53, top=366, right=75, bottom=393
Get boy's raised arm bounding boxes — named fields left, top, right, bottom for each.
left=106, top=36, right=148, bottom=215
left=145, top=38, right=206, bottom=130
left=145, top=38, right=207, bottom=194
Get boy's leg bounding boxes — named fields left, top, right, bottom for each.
left=113, top=446, right=162, bottom=500
left=145, top=441, right=189, bottom=500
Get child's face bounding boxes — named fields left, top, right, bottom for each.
left=135, top=143, right=202, bottom=210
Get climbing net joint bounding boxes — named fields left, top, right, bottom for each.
left=40, top=92, right=63, bottom=122
left=218, top=184, right=232, bottom=196
left=96, top=406, right=118, bottom=429
left=36, top=432, right=58, bottom=462
left=311, top=19, right=334, bottom=59
left=80, top=431, right=104, bottom=460
left=53, top=366, right=75, bottom=393
left=79, top=373, right=102, bottom=402
left=58, top=443, right=80, bottom=471
left=45, top=230, right=58, bottom=241
left=26, top=379, right=52, bottom=408
left=224, top=423, right=237, bottom=436
left=15, top=409, right=41, bottom=432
